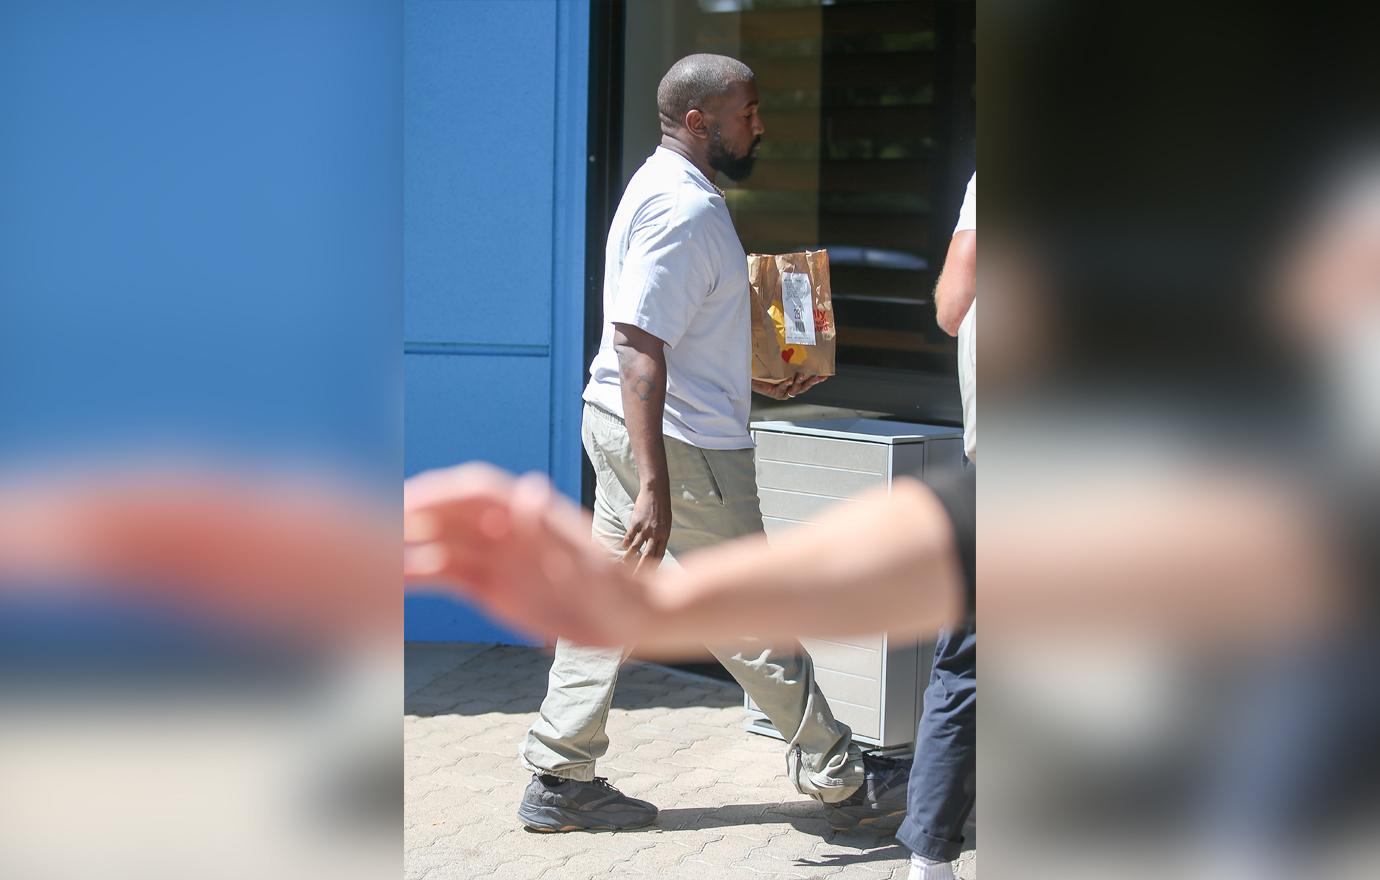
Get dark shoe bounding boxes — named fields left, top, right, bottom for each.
left=827, top=752, right=911, bottom=832
left=517, top=774, right=658, bottom=832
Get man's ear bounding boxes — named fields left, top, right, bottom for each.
left=685, top=108, right=708, bottom=140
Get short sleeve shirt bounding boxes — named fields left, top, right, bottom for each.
left=583, top=148, right=753, bottom=449
left=954, top=174, right=976, bottom=461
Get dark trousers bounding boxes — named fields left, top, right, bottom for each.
left=896, top=625, right=976, bottom=862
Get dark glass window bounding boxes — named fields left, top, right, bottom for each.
left=615, top=0, right=975, bottom=418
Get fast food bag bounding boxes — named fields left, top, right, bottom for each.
left=747, top=249, right=836, bottom=383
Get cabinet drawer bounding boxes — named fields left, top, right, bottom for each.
left=754, top=432, right=888, bottom=474
left=813, top=667, right=881, bottom=711
left=761, top=515, right=815, bottom=541
left=756, top=460, right=886, bottom=499
left=800, top=636, right=884, bottom=681
left=759, top=487, right=850, bottom=522
left=828, top=701, right=880, bottom=742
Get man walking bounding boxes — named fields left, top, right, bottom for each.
left=516, top=54, right=909, bottom=834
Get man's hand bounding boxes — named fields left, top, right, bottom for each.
left=610, top=322, right=674, bottom=572
left=752, top=373, right=827, bottom=400
left=621, top=481, right=671, bottom=571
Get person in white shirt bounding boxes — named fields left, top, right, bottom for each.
left=936, top=174, right=977, bottom=462
left=897, top=172, right=978, bottom=880
left=514, top=53, right=911, bottom=835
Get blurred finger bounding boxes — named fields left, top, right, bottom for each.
left=405, top=486, right=510, bottom=538
left=403, top=543, right=448, bottom=578
left=510, top=472, right=553, bottom=533
left=531, top=492, right=599, bottom=554
left=403, top=542, right=489, bottom=587
left=403, top=461, right=513, bottom=512
left=402, top=511, right=440, bottom=544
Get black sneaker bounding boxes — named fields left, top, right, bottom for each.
left=826, top=752, right=912, bottom=832
left=517, top=773, right=658, bottom=832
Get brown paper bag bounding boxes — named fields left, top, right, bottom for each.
left=747, top=249, right=837, bottom=383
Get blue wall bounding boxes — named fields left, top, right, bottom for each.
left=403, top=0, right=589, bottom=643
left=0, top=0, right=400, bottom=475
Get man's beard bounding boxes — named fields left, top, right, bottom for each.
left=708, top=128, right=760, bottom=182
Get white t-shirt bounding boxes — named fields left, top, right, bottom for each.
left=583, top=147, right=753, bottom=449
left=954, top=174, right=976, bottom=462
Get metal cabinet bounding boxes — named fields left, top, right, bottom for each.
left=744, top=418, right=963, bottom=748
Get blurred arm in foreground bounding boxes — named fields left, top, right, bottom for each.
left=404, top=462, right=970, bottom=655
left=402, top=456, right=1344, bottom=657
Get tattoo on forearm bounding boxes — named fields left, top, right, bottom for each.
left=616, top=347, right=659, bottom=403
left=633, top=374, right=655, bottom=401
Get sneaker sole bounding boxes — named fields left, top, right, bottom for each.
left=517, top=803, right=657, bottom=833
left=827, top=805, right=907, bottom=833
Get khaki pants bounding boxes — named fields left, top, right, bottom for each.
left=518, top=403, right=864, bottom=803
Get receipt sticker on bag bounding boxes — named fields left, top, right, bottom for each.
left=747, top=250, right=836, bottom=383
left=780, top=272, right=817, bottom=346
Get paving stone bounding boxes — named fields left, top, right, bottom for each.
left=677, top=832, right=772, bottom=869
left=404, top=643, right=972, bottom=880
left=954, top=849, right=978, bottom=879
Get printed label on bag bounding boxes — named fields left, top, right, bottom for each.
left=781, top=272, right=816, bottom=346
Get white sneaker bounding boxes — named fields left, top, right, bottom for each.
left=907, top=853, right=954, bottom=880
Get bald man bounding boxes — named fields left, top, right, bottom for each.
left=515, top=54, right=909, bottom=834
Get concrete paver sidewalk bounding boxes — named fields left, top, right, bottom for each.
left=405, top=643, right=976, bottom=880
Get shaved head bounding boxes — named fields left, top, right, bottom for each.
left=657, top=54, right=755, bottom=134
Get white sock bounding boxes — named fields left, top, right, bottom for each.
left=907, top=852, right=954, bottom=880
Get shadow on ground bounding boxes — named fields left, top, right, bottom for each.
left=513, top=801, right=908, bottom=851
left=405, top=642, right=742, bottom=717
left=654, top=803, right=976, bottom=868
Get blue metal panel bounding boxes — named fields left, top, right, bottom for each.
left=403, top=351, right=553, bottom=479
left=547, top=0, right=592, bottom=504
left=404, top=0, right=557, bottom=345
left=403, top=350, right=554, bottom=645
left=403, top=0, right=588, bottom=644
left=403, top=593, right=536, bottom=646
left=0, top=0, right=401, bottom=473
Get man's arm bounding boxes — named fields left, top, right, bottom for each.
left=934, top=229, right=976, bottom=336
left=612, top=322, right=672, bottom=570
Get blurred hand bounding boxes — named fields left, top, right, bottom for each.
left=403, top=463, right=655, bottom=646
left=751, top=373, right=827, bottom=400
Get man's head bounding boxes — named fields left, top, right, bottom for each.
left=657, top=54, right=764, bottom=182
